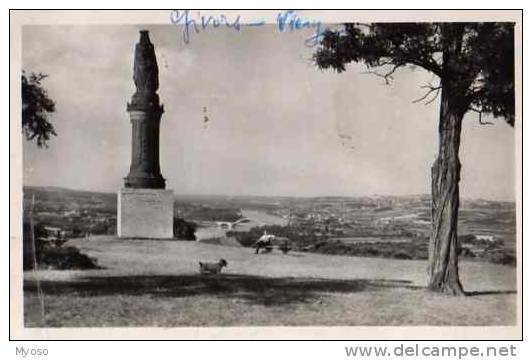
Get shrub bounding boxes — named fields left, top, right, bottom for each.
left=23, top=221, right=51, bottom=270
left=23, top=219, right=99, bottom=270
left=484, top=250, right=516, bottom=266
left=459, top=247, right=476, bottom=258
left=393, top=251, right=413, bottom=260
left=38, top=246, right=100, bottom=270
left=173, top=217, right=197, bottom=240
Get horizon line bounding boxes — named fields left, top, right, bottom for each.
left=21, top=184, right=517, bottom=203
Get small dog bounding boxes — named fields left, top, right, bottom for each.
left=199, top=259, right=228, bottom=275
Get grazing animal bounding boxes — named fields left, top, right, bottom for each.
left=199, top=259, right=228, bottom=275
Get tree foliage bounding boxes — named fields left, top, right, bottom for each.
left=173, top=217, right=197, bottom=240
left=21, top=71, right=57, bottom=147
left=314, top=23, right=515, bottom=125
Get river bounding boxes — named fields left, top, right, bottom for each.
left=194, top=208, right=286, bottom=240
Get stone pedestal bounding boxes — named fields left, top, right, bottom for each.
left=117, top=188, right=174, bottom=239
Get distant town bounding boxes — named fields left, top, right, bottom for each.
left=23, top=186, right=516, bottom=266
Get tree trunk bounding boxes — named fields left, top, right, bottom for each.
left=428, top=84, right=466, bottom=296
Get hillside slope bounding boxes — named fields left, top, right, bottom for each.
left=23, top=236, right=517, bottom=328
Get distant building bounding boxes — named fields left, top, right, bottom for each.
left=475, top=235, right=496, bottom=242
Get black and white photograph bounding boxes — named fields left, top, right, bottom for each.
left=9, top=10, right=522, bottom=340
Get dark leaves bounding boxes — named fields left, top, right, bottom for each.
left=21, top=71, right=57, bottom=147
left=465, top=23, right=515, bottom=126
left=314, top=23, right=442, bottom=76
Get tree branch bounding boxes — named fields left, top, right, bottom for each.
left=363, top=63, right=403, bottom=84
left=408, top=58, right=443, bottom=78
left=469, top=107, right=493, bottom=125
left=413, top=83, right=442, bottom=105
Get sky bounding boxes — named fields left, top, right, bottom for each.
left=21, top=24, right=516, bottom=201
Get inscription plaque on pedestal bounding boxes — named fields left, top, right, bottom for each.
left=118, top=188, right=173, bottom=239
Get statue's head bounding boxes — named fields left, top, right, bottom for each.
left=139, top=30, right=150, bottom=43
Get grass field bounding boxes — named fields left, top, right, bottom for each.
left=23, top=236, right=517, bottom=327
